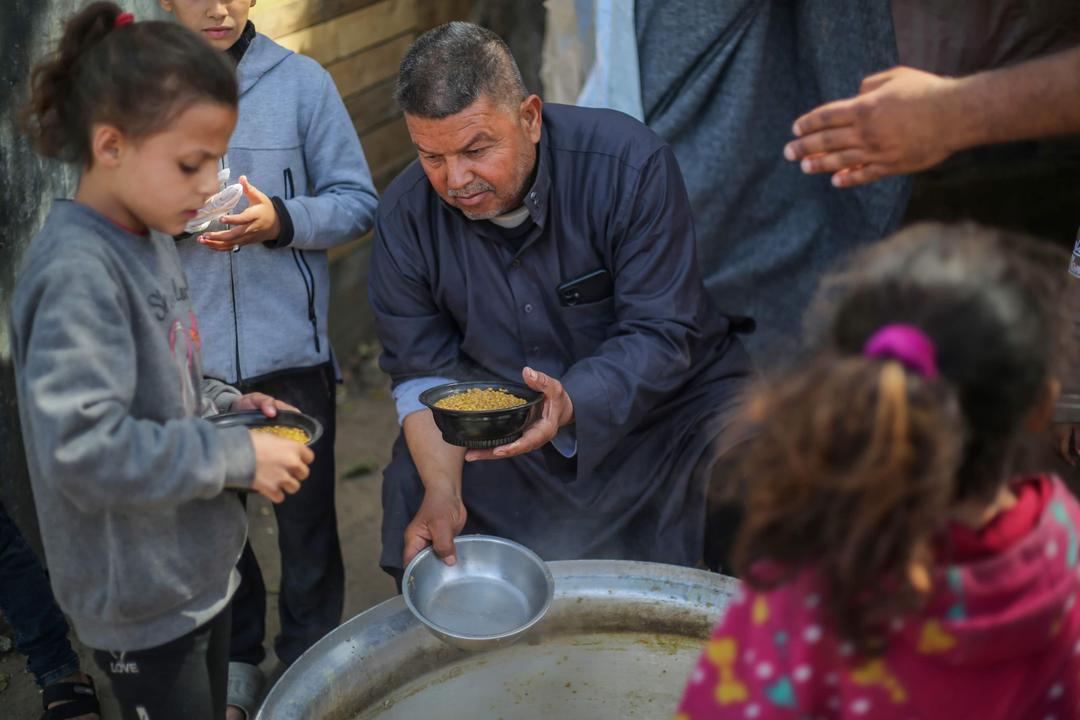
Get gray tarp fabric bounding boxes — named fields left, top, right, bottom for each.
left=635, top=1, right=911, bottom=370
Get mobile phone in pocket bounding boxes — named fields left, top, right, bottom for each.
left=556, top=269, right=613, bottom=307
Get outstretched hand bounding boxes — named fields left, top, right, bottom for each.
left=199, top=176, right=282, bottom=251
left=783, top=66, right=960, bottom=188
left=464, top=367, right=574, bottom=462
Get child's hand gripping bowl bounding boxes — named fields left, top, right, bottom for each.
left=249, top=432, right=313, bottom=503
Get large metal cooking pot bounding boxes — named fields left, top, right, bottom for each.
left=256, top=560, right=738, bottom=720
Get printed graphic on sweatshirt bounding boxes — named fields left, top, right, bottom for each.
left=147, top=278, right=191, bottom=321
left=169, top=310, right=202, bottom=416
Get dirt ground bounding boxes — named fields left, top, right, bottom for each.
left=0, top=352, right=400, bottom=718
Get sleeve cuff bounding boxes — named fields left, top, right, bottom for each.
left=550, top=426, right=578, bottom=458
left=392, top=376, right=456, bottom=425
left=561, top=365, right=612, bottom=469
left=263, top=196, right=296, bottom=249
left=220, top=425, right=257, bottom=490
left=201, top=378, right=242, bottom=416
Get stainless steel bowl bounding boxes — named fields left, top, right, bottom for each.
left=402, top=535, right=555, bottom=651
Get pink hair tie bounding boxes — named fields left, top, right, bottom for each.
left=114, top=12, right=135, bottom=28
left=863, top=324, right=939, bottom=380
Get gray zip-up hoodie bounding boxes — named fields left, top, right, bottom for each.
left=176, top=32, right=378, bottom=384
left=10, top=201, right=256, bottom=651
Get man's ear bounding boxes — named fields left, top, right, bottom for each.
left=519, top=94, right=543, bottom=144
left=89, top=124, right=126, bottom=169
left=1028, top=378, right=1061, bottom=432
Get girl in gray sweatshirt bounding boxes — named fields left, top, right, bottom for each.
left=12, top=4, right=312, bottom=718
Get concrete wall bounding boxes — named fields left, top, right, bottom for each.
left=0, top=0, right=170, bottom=553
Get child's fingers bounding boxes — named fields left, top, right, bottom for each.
left=200, top=240, right=242, bottom=253
left=295, top=460, right=311, bottom=481
left=262, top=486, right=285, bottom=504
left=238, top=175, right=269, bottom=202
left=221, top=209, right=258, bottom=226
left=201, top=243, right=236, bottom=253
left=201, top=225, right=248, bottom=243
left=258, top=397, right=278, bottom=417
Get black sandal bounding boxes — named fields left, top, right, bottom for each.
left=41, top=675, right=101, bottom=720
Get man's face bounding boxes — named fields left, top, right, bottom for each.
left=405, top=94, right=543, bottom=220
left=159, top=0, right=254, bottom=52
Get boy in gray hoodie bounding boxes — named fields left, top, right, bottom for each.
left=13, top=6, right=312, bottom=717
left=160, top=1, right=379, bottom=710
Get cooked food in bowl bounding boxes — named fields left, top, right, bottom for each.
left=419, top=381, right=543, bottom=449
left=433, top=388, right=527, bottom=412
left=207, top=410, right=323, bottom=449
left=251, top=425, right=311, bottom=444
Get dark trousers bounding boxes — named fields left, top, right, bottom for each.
left=93, top=608, right=230, bottom=720
left=230, top=364, right=343, bottom=666
left=0, top=502, right=80, bottom=689
left=703, top=440, right=750, bottom=575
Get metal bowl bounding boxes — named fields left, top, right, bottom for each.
left=419, top=381, right=542, bottom=449
left=207, top=410, right=323, bottom=447
left=402, top=535, right=555, bottom=652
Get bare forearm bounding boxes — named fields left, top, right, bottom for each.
left=403, top=410, right=465, bottom=494
left=947, top=47, right=1080, bottom=152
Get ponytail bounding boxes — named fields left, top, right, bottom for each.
left=733, top=355, right=964, bottom=655
left=21, top=2, right=121, bottom=160
left=21, top=2, right=237, bottom=165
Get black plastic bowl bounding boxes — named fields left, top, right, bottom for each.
left=207, top=410, right=323, bottom=448
left=420, top=381, right=542, bottom=449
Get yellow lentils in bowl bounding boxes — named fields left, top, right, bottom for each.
left=433, top=388, right=527, bottom=412
left=252, top=425, right=311, bottom=444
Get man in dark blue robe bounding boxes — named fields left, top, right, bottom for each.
left=370, top=22, right=751, bottom=577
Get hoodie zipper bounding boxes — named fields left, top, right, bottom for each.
left=224, top=155, right=243, bottom=383
left=284, top=168, right=321, bottom=354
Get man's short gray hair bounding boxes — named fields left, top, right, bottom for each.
left=395, top=21, right=527, bottom=119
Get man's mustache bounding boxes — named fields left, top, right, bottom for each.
left=448, top=181, right=494, bottom=197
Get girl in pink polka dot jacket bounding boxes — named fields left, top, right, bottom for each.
left=678, top=223, right=1080, bottom=720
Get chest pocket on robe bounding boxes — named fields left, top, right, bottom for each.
left=560, top=297, right=616, bottom=359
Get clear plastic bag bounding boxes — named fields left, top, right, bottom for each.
left=185, top=168, right=243, bottom=234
